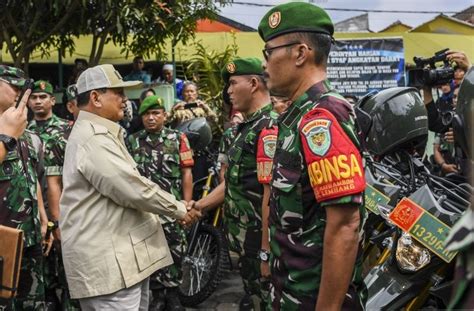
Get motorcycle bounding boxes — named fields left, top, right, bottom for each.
left=364, top=163, right=471, bottom=310
left=175, top=118, right=231, bottom=307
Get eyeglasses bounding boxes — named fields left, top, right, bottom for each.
left=262, top=41, right=311, bottom=61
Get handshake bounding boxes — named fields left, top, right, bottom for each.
left=178, top=200, right=202, bottom=227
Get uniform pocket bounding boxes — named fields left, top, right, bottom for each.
left=271, top=150, right=304, bottom=233
left=130, top=219, right=167, bottom=272
left=162, top=154, right=179, bottom=177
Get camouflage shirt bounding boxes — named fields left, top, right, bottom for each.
left=225, top=104, right=277, bottom=253
left=0, top=130, right=43, bottom=247
left=126, top=127, right=194, bottom=223
left=28, top=114, right=71, bottom=176
left=445, top=209, right=474, bottom=310
left=218, top=126, right=238, bottom=166
left=269, top=80, right=366, bottom=308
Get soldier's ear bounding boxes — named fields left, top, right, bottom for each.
left=249, top=76, right=259, bottom=93
left=51, top=96, right=56, bottom=106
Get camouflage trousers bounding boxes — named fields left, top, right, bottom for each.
left=269, top=254, right=365, bottom=311
left=150, top=222, right=187, bottom=289
left=0, top=244, right=45, bottom=311
left=224, top=217, right=270, bottom=310
left=43, top=244, right=80, bottom=310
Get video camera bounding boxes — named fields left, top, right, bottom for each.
left=407, top=48, right=454, bottom=87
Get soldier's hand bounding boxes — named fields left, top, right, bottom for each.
left=260, top=261, right=271, bottom=279
left=179, top=207, right=202, bottom=228
left=0, top=89, right=30, bottom=139
left=42, top=235, right=54, bottom=256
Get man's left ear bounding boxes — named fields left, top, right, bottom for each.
left=51, top=96, right=56, bottom=106
left=250, top=76, right=259, bottom=93
left=295, top=44, right=310, bottom=66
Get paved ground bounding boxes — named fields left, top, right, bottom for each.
left=186, top=253, right=244, bottom=311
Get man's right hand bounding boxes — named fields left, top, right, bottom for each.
left=0, top=89, right=31, bottom=139
left=444, top=129, right=454, bottom=144
left=446, top=50, right=472, bottom=72
left=442, top=163, right=458, bottom=174
left=179, top=201, right=202, bottom=227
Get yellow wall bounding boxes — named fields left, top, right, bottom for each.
left=1, top=32, right=473, bottom=65
left=410, top=16, right=474, bottom=35
left=380, top=24, right=412, bottom=33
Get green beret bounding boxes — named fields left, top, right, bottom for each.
left=221, top=57, right=263, bottom=83
left=0, top=65, right=26, bottom=87
left=258, top=2, right=334, bottom=42
left=139, top=95, right=165, bottom=115
left=32, top=80, right=53, bottom=95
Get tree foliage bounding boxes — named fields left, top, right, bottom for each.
left=0, top=0, right=81, bottom=73
left=0, top=0, right=231, bottom=70
left=185, top=35, right=239, bottom=132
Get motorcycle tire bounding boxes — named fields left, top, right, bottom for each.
left=179, top=223, right=228, bottom=307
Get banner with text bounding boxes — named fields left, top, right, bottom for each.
left=328, top=37, right=405, bottom=97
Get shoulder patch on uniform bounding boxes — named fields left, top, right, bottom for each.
left=301, top=119, right=331, bottom=157
left=262, top=134, right=277, bottom=158
left=299, top=107, right=365, bottom=202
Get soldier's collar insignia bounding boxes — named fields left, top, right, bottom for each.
left=269, top=11, right=281, bottom=29
left=226, top=62, right=236, bottom=73
left=301, top=118, right=331, bottom=157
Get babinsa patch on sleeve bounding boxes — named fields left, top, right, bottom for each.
left=263, top=134, right=277, bottom=158
left=299, top=107, right=365, bottom=202
left=257, top=126, right=278, bottom=184
left=301, top=119, right=331, bottom=156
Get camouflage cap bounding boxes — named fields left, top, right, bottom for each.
left=139, top=95, right=165, bottom=115
left=0, top=65, right=27, bottom=87
left=258, top=2, right=334, bottom=42
left=32, top=80, right=53, bottom=95
left=221, top=57, right=263, bottom=84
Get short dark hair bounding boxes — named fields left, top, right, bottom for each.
left=133, top=56, right=144, bottom=63
left=76, top=88, right=107, bottom=107
left=288, top=32, right=332, bottom=66
left=139, top=88, right=156, bottom=102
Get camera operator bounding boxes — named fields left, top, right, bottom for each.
left=433, top=85, right=459, bottom=175
left=422, top=50, right=472, bottom=133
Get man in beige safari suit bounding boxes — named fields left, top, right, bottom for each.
left=59, top=64, right=200, bottom=310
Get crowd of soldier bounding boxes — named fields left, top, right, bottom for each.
left=1, top=2, right=473, bottom=311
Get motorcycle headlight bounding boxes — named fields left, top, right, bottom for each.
left=396, top=232, right=431, bottom=272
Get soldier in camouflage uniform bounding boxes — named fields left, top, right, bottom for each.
left=27, top=80, right=78, bottom=310
left=217, top=112, right=243, bottom=182
left=258, top=3, right=366, bottom=310
left=126, top=95, right=194, bottom=311
left=0, top=65, right=51, bottom=310
left=193, top=58, right=278, bottom=310
left=444, top=58, right=473, bottom=310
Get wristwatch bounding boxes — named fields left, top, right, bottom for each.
left=258, top=249, right=270, bottom=262
left=0, top=134, right=17, bottom=151
left=51, top=220, right=59, bottom=229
